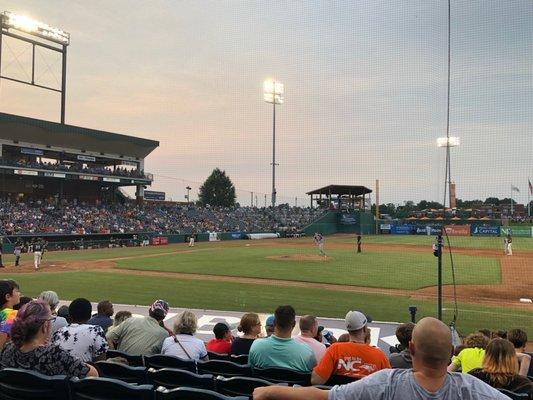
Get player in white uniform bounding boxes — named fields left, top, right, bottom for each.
left=313, top=232, right=326, bottom=257
left=188, top=234, right=195, bottom=247
left=33, top=241, right=44, bottom=270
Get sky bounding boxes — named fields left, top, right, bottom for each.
left=0, top=0, right=531, bottom=206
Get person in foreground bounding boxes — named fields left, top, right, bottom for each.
left=0, top=300, right=98, bottom=378
left=469, top=338, right=533, bottom=397
left=253, top=317, right=510, bottom=400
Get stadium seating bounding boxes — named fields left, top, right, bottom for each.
left=144, top=354, right=197, bottom=372
left=215, top=375, right=274, bottom=397
left=146, top=368, right=215, bottom=390
left=229, top=354, right=249, bottom=365
left=106, top=349, right=144, bottom=367
left=497, top=389, right=529, bottom=399
left=0, top=368, right=70, bottom=400
left=324, top=374, right=360, bottom=386
left=197, top=360, right=252, bottom=377
left=95, top=361, right=147, bottom=384
left=155, top=386, right=248, bottom=400
left=252, top=367, right=311, bottom=386
left=69, top=377, right=154, bottom=400
left=207, top=351, right=231, bottom=361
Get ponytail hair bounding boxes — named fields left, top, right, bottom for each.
left=10, top=300, right=50, bottom=348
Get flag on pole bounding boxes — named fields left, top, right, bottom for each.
left=529, top=179, right=533, bottom=195
left=511, top=185, right=520, bottom=193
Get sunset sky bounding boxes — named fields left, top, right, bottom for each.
left=1, top=1, right=531, bottom=206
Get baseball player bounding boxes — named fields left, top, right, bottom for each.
left=356, top=233, right=362, bottom=253
left=188, top=233, right=195, bottom=247
left=33, top=240, right=44, bottom=270
left=14, top=240, right=23, bottom=267
left=505, top=233, right=513, bottom=256
left=313, top=232, right=326, bottom=257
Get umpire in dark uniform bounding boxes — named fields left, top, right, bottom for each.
left=357, top=233, right=362, bottom=253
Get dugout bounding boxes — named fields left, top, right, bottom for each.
left=0, top=112, right=158, bottom=202
left=305, top=185, right=375, bottom=235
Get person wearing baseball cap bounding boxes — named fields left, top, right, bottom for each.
left=310, top=310, right=390, bottom=385
left=265, top=315, right=275, bottom=337
left=206, top=322, right=233, bottom=354
left=106, top=299, right=170, bottom=356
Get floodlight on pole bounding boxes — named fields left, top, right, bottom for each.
left=263, top=79, right=284, bottom=207
left=436, top=136, right=460, bottom=148
left=0, top=11, right=70, bottom=123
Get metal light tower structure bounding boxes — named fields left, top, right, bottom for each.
left=185, top=186, right=191, bottom=203
left=263, top=80, right=284, bottom=207
left=0, top=11, right=70, bottom=123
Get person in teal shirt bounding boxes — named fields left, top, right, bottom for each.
left=249, top=305, right=316, bottom=372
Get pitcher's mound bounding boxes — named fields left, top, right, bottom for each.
left=267, top=254, right=331, bottom=262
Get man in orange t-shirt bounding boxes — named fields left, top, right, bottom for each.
left=311, top=310, right=390, bottom=385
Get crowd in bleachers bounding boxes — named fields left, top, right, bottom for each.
left=0, top=199, right=324, bottom=235
left=0, top=157, right=146, bottom=178
left=0, top=279, right=531, bottom=399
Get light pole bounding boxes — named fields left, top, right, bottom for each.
left=263, top=80, right=284, bottom=207
left=185, top=186, right=191, bottom=203
left=437, top=136, right=460, bottom=208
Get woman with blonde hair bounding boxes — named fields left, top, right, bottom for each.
left=469, top=338, right=532, bottom=397
left=448, top=332, right=489, bottom=373
left=231, top=312, right=261, bottom=355
left=161, top=310, right=208, bottom=361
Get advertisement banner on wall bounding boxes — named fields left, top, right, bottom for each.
left=471, top=225, right=500, bottom=236
left=415, top=226, right=442, bottom=235
left=14, top=169, right=38, bottom=176
left=144, top=191, right=165, bottom=201
left=230, top=232, right=242, bottom=240
left=391, top=224, right=415, bottom=235
left=501, top=227, right=532, bottom=237
left=443, top=225, right=471, bottom=236
left=21, top=148, right=44, bottom=156
left=339, top=213, right=357, bottom=225
left=77, top=154, right=96, bottom=162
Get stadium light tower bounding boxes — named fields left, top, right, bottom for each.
left=263, top=79, right=284, bottom=207
left=437, top=136, right=460, bottom=208
left=0, top=11, right=70, bottom=123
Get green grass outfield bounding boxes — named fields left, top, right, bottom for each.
left=114, top=247, right=500, bottom=290
left=10, top=271, right=533, bottom=337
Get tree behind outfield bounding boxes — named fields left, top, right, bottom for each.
left=198, top=168, right=236, bottom=207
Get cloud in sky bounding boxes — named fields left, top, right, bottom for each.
left=0, top=0, right=531, bottom=205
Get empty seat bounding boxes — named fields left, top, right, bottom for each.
left=95, top=361, right=147, bottom=384
left=197, top=360, right=252, bottom=377
left=144, top=354, right=197, bottom=372
left=69, top=377, right=154, bottom=400
left=147, top=368, right=215, bottom=390
left=0, top=368, right=69, bottom=400
left=497, top=389, right=529, bottom=399
left=252, top=367, right=311, bottom=386
left=215, top=376, right=273, bottom=397
left=106, top=349, right=144, bottom=367
left=155, top=386, right=248, bottom=400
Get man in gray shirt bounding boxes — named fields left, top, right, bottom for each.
left=253, top=317, right=510, bottom=400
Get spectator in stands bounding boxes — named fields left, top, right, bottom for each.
left=0, top=300, right=98, bottom=378
left=231, top=312, right=262, bottom=355
left=87, top=300, right=114, bottom=333
left=265, top=315, right=275, bottom=337
left=206, top=322, right=233, bottom=354
left=38, top=291, right=67, bottom=334
left=0, top=279, right=21, bottom=348
left=106, top=310, right=132, bottom=340
left=253, top=317, right=510, bottom=400
left=469, top=338, right=533, bottom=397
left=57, top=304, right=70, bottom=323
left=53, top=298, right=108, bottom=362
left=107, top=299, right=169, bottom=355
left=389, top=322, right=415, bottom=369
left=161, top=310, right=208, bottom=361
left=249, top=305, right=316, bottom=372
left=507, top=328, right=532, bottom=376
left=448, top=332, right=489, bottom=374
left=294, top=315, right=326, bottom=363
left=311, top=310, right=390, bottom=384
left=13, top=296, right=33, bottom=311
left=337, top=333, right=350, bottom=342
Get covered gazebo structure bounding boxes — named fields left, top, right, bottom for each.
left=306, top=184, right=372, bottom=210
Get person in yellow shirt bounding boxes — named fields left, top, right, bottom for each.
left=448, top=332, right=489, bottom=373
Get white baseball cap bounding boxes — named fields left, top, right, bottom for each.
left=345, top=310, right=370, bottom=331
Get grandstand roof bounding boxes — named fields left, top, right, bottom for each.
left=306, top=185, right=372, bottom=196
left=0, top=112, right=159, bottom=158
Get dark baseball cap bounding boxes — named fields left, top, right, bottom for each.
left=213, top=322, right=230, bottom=339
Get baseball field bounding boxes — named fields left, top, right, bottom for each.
left=1, top=234, right=532, bottom=336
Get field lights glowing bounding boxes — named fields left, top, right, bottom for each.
left=263, top=80, right=284, bottom=104
left=437, top=136, right=460, bottom=147
left=1, top=11, right=70, bottom=45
